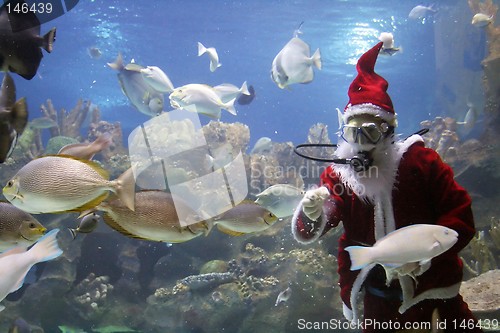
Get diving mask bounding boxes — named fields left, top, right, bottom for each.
left=341, top=122, right=390, bottom=145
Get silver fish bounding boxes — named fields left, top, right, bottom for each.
left=271, top=37, right=321, bottom=89
left=213, top=201, right=278, bottom=236
left=69, top=212, right=100, bottom=239
left=250, top=137, right=272, bottom=154
left=169, top=83, right=236, bottom=119
left=108, top=53, right=164, bottom=117
left=213, top=81, right=250, bottom=103
left=255, top=184, right=305, bottom=218
left=140, top=65, right=174, bottom=93
left=275, top=286, right=292, bottom=306
left=197, top=42, right=221, bottom=72
left=0, top=73, right=28, bottom=163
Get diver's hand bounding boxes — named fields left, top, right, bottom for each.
left=301, top=186, right=330, bottom=221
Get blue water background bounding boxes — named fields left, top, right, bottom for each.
left=14, top=0, right=483, bottom=147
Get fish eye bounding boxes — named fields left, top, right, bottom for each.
left=29, top=223, right=36, bottom=228
left=6, top=180, right=13, bottom=187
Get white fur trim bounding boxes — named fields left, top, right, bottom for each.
left=349, top=263, right=376, bottom=322
left=343, top=103, right=397, bottom=126
left=374, top=197, right=385, bottom=240
left=343, top=303, right=353, bottom=321
left=396, top=134, right=423, bottom=155
left=291, top=201, right=327, bottom=244
left=398, top=277, right=461, bottom=314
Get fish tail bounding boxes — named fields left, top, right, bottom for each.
left=311, top=48, right=322, bottom=70
left=11, top=97, right=29, bottom=134
left=28, top=229, right=63, bottom=263
left=42, top=28, right=56, bottom=53
left=345, top=246, right=372, bottom=271
left=197, top=42, right=207, bottom=56
left=114, top=168, right=136, bottom=211
left=240, top=81, right=250, bottom=95
left=107, top=53, right=124, bottom=71
left=223, top=98, right=237, bottom=116
left=68, top=228, right=77, bottom=240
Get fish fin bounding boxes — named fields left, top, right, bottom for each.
left=197, top=42, right=207, bottom=56
left=28, top=229, right=63, bottom=263
left=216, top=225, right=246, bottom=236
left=180, top=104, right=198, bottom=113
left=430, top=241, right=440, bottom=252
left=345, top=246, right=371, bottom=270
left=223, top=98, right=237, bottom=116
left=240, top=81, right=250, bottom=95
left=42, top=28, right=56, bottom=53
left=68, top=228, right=77, bottom=240
left=102, top=214, right=147, bottom=240
left=0, top=304, right=4, bottom=312
left=69, top=192, right=109, bottom=213
left=114, top=168, right=136, bottom=211
left=11, top=98, right=29, bottom=134
left=336, top=108, right=344, bottom=130
left=311, top=48, right=322, bottom=70
left=124, top=63, right=143, bottom=72
left=107, top=53, right=124, bottom=71
left=50, top=154, right=110, bottom=180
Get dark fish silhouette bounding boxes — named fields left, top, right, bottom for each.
left=0, top=1, right=56, bottom=80
left=9, top=317, right=44, bottom=333
left=0, top=73, right=28, bottom=163
left=237, top=84, right=255, bottom=105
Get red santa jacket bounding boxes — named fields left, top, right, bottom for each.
left=292, top=139, right=475, bottom=313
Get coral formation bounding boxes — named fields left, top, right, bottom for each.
left=460, top=269, right=500, bottom=320
left=71, top=273, right=113, bottom=321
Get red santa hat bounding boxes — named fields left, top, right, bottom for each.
left=343, top=42, right=397, bottom=126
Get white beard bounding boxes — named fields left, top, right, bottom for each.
left=332, top=136, right=402, bottom=204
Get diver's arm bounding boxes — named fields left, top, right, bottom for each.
left=291, top=167, right=343, bottom=244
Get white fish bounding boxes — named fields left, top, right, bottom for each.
left=471, top=13, right=494, bottom=27
left=250, top=137, right=272, bottom=154
left=456, top=102, right=477, bottom=132
left=107, top=53, right=164, bottom=117
left=0, top=229, right=62, bottom=312
left=255, top=184, right=304, bottom=218
left=197, top=42, right=221, bottom=72
left=169, top=84, right=236, bottom=119
left=213, top=81, right=250, bottom=103
left=271, top=37, right=321, bottom=89
left=275, top=286, right=292, bottom=306
left=140, top=66, right=175, bottom=93
left=345, top=224, right=458, bottom=273
left=408, top=5, right=436, bottom=20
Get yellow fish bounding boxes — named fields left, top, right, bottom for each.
left=98, top=190, right=211, bottom=243
left=3, top=155, right=135, bottom=214
left=214, top=201, right=278, bottom=236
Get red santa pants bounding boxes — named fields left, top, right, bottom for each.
left=362, top=292, right=483, bottom=333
